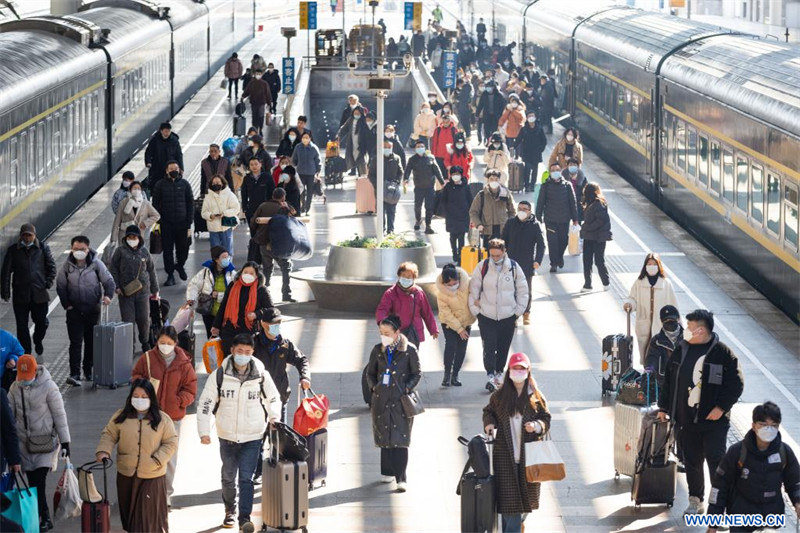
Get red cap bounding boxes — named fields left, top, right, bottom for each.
left=507, top=352, right=531, bottom=369
left=16, top=354, right=37, bottom=381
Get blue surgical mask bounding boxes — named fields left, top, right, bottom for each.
left=20, top=379, right=35, bottom=387
left=486, top=87, right=493, bottom=93
left=398, top=277, right=413, bottom=289
left=550, top=171, right=561, bottom=180
left=233, top=354, right=252, bottom=366
left=220, top=257, right=231, bottom=268
left=268, top=323, right=281, bottom=337
left=568, top=165, right=578, bottom=174
left=415, top=147, right=425, bottom=155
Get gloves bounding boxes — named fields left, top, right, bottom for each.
left=60, top=442, right=70, bottom=458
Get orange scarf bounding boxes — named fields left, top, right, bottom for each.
left=223, top=278, right=258, bottom=330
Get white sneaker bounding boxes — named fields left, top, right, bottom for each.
left=380, top=475, right=394, bottom=483
left=485, top=374, right=496, bottom=392
left=603, top=284, right=610, bottom=291
left=493, top=372, right=504, bottom=388
left=683, top=496, right=705, bottom=515
left=580, top=286, right=592, bottom=293
left=396, top=481, right=407, bottom=492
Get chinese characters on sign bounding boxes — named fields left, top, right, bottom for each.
left=282, top=57, right=296, bottom=94
left=442, top=50, right=458, bottom=89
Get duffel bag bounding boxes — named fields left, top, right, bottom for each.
left=268, top=215, right=313, bottom=261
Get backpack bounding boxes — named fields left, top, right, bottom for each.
left=737, top=442, right=787, bottom=471
left=211, top=365, right=265, bottom=415
left=478, top=257, right=518, bottom=295
left=455, top=434, right=492, bottom=495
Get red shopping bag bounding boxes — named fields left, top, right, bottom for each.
left=293, top=389, right=330, bottom=436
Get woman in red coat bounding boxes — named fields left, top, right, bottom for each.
left=444, top=132, right=474, bottom=182
left=375, top=262, right=438, bottom=348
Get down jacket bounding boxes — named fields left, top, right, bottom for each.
left=197, top=355, right=282, bottom=443
left=144, top=132, right=183, bottom=184
left=403, top=153, right=444, bottom=190
left=625, top=276, right=678, bottom=342
left=483, top=147, right=512, bottom=184
left=469, top=186, right=516, bottom=236
left=412, top=109, right=437, bottom=139
left=253, top=333, right=310, bottom=404
left=501, top=216, right=546, bottom=278
left=153, top=175, right=194, bottom=228
left=224, top=56, right=243, bottom=79
left=8, top=366, right=71, bottom=470
left=365, top=335, right=421, bottom=448
left=111, top=196, right=160, bottom=244
left=185, top=260, right=237, bottom=303
left=468, top=256, right=528, bottom=321
left=375, top=284, right=438, bottom=343
left=96, top=410, right=177, bottom=479
left=108, top=238, right=159, bottom=297
left=579, top=200, right=612, bottom=242
left=498, top=105, right=525, bottom=139
left=131, top=348, right=197, bottom=422
left=56, top=250, right=117, bottom=313
left=1, top=238, right=56, bottom=303
left=535, top=178, right=578, bottom=225
left=201, top=187, right=241, bottom=233
left=439, top=179, right=473, bottom=234
left=435, top=268, right=475, bottom=333
left=548, top=138, right=583, bottom=169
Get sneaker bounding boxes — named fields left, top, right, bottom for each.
left=676, top=462, right=686, bottom=473
left=239, top=521, right=255, bottom=533
left=485, top=376, right=496, bottom=392
left=396, top=481, right=407, bottom=492
left=39, top=517, right=53, bottom=532
left=222, top=514, right=236, bottom=529
left=176, top=265, right=187, bottom=281
left=683, top=496, right=705, bottom=515
left=493, top=372, right=504, bottom=388
left=603, top=284, right=610, bottom=291
left=522, top=312, right=530, bottom=325
left=380, top=475, right=394, bottom=483
left=34, top=342, right=44, bottom=356
left=66, top=375, right=81, bottom=386
left=163, top=274, right=176, bottom=287
left=425, top=227, right=435, bottom=235
left=253, top=474, right=262, bottom=486
left=580, top=286, right=592, bottom=293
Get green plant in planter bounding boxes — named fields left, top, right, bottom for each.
left=337, top=233, right=426, bottom=249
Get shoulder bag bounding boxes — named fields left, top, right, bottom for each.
left=122, top=258, right=145, bottom=297
left=524, top=431, right=566, bottom=483
left=145, top=352, right=160, bottom=394
left=196, top=269, right=215, bottom=316
left=21, top=388, right=57, bottom=454
left=392, top=362, right=424, bottom=418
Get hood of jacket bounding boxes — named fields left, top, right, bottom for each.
left=66, top=248, right=98, bottom=267
left=202, top=259, right=235, bottom=275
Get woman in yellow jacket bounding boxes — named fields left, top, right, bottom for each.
left=96, top=378, right=178, bottom=533
left=436, top=263, right=476, bottom=387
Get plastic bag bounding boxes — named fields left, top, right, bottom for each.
left=170, top=304, right=194, bottom=334
left=52, top=459, right=82, bottom=521
left=293, top=389, right=330, bottom=437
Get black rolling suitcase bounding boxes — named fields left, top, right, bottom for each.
left=233, top=114, right=247, bottom=137
left=306, top=428, right=328, bottom=490
left=148, top=298, right=170, bottom=349
left=631, top=418, right=676, bottom=508
left=601, top=308, right=633, bottom=396
left=193, top=196, right=207, bottom=234
left=178, top=330, right=196, bottom=363
left=457, top=435, right=497, bottom=533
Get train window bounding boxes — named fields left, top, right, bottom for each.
left=45, top=117, right=53, bottom=173
left=36, top=123, right=45, bottom=182
left=25, top=129, right=34, bottom=189
left=735, top=157, right=748, bottom=211
left=710, top=141, right=721, bottom=194
left=698, top=136, right=709, bottom=187
left=766, top=173, right=780, bottom=235
left=785, top=184, right=799, bottom=249
left=598, top=75, right=605, bottom=115
left=686, top=129, right=697, bottom=178
left=751, top=165, right=764, bottom=223
left=676, top=121, right=686, bottom=172
left=669, top=115, right=677, bottom=167
left=9, top=137, right=18, bottom=200
left=65, top=104, right=73, bottom=157
left=722, top=150, right=734, bottom=202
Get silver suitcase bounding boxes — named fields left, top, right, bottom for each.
left=92, top=306, right=133, bottom=389
left=614, top=402, right=645, bottom=478
left=262, top=430, right=309, bottom=532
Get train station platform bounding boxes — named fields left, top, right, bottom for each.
left=1, top=1, right=798, bottom=532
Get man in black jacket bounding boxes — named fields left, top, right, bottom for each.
left=517, top=111, right=547, bottom=192
left=644, top=305, right=682, bottom=388
left=402, top=140, right=444, bottom=234
left=539, top=75, right=556, bottom=134
left=476, top=81, right=505, bottom=146
left=535, top=164, right=578, bottom=272
left=263, top=62, right=281, bottom=115
left=369, top=141, right=405, bottom=234
left=706, top=401, right=800, bottom=531
left=657, top=309, right=744, bottom=517
left=153, top=161, right=194, bottom=286
left=455, top=78, right=474, bottom=138
left=1, top=224, right=56, bottom=354
left=501, top=201, right=544, bottom=326
left=241, top=158, right=276, bottom=264
left=411, top=29, right=426, bottom=58
left=144, top=122, right=184, bottom=192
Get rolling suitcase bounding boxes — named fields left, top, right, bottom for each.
left=631, top=419, right=676, bottom=508
left=193, top=196, right=207, bottom=234
left=178, top=330, right=196, bottom=363
left=92, top=306, right=133, bottom=389
left=325, top=140, right=340, bottom=158
left=80, top=461, right=111, bottom=533
left=233, top=114, right=247, bottom=137
left=355, top=177, right=376, bottom=214
left=601, top=308, right=633, bottom=396
left=262, top=429, right=309, bottom=532
left=306, top=428, right=328, bottom=490
left=457, top=435, right=497, bottom=533
left=460, top=243, right=483, bottom=275
left=508, top=161, right=524, bottom=192
left=613, top=402, right=645, bottom=479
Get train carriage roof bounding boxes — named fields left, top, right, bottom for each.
left=70, top=6, right=170, bottom=61
left=660, top=35, right=800, bottom=137
left=525, top=0, right=622, bottom=42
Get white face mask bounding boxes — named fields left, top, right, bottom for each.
left=72, top=250, right=87, bottom=261
left=488, top=181, right=499, bottom=190
left=448, top=282, right=459, bottom=291
left=451, top=175, right=462, bottom=183
left=756, top=425, right=778, bottom=443
left=646, top=265, right=659, bottom=276
left=683, top=328, right=694, bottom=342
left=398, top=277, right=413, bottom=289
left=527, top=116, right=536, bottom=123
left=131, top=397, right=150, bottom=412
left=380, top=335, right=395, bottom=347
left=566, top=134, right=575, bottom=142
left=126, top=238, right=139, bottom=248
left=385, top=132, right=394, bottom=139
left=517, top=211, right=529, bottom=221
left=509, top=369, right=528, bottom=384
left=279, top=174, right=290, bottom=183
left=241, top=273, right=256, bottom=284
left=158, top=343, right=174, bottom=355
left=132, top=190, right=143, bottom=200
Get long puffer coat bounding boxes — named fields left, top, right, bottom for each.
left=8, top=366, right=71, bottom=470
left=111, top=196, right=161, bottom=244
left=440, top=180, right=473, bottom=234
left=482, top=384, right=552, bottom=514
left=365, top=335, right=421, bottom=448
left=108, top=237, right=159, bottom=297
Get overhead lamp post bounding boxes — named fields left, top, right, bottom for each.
left=347, top=52, right=415, bottom=238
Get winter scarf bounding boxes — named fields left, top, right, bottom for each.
left=223, top=278, right=258, bottom=330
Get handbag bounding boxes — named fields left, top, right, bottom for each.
left=195, top=269, right=215, bottom=316
left=77, top=460, right=112, bottom=504
left=524, top=433, right=566, bottom=483
left=145, top=353, right=160, bottom=394
left=122, top=258, right=145, bottom=297
left=400, top=389, right=425, bottom=418
left=221, top=215, right=238, bottom=227
left=149, top=223, right=163, bottom=254
left=292, top=388, right=330, bottom=437
left=2, top=472, right=39, bottom=533
left=21, top=388, right=57, bottom=454
left=383, top=180, right=402, bottom=205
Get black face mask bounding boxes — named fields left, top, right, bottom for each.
left=210, top=184, right=223, bottom=192
left=662, top=321, right=679, bottom=332
left=168, top=170, right=180, bottom=179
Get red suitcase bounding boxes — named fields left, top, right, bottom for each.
left=79, top=460, right=111, bottom=533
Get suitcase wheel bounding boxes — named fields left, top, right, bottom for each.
left=614, top=470, right=620, bottom=480
left=666, top=501, right=673, bottom=508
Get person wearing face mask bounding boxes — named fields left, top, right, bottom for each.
left=476, top=82, right=505, bottom=146
left=197, top=334, right=281, bottom=530
left=56, top=235, right=116, bottom=385
left=516, top=111, right=546, bottom=192
left=548, top=127, right=583, bottom=170
left=1, top=224, right=56, bottom=355
left=152, top=161, right=194, bottom=286
left=361, top=111, right=379, bottom=160
left=277, top=165, right=304, bottom=214
left=109, top=225, right=159, bottom=352
left=339, top=94, right=366, bottom=128
left=440, top=166, right=473, bottom=263
left=643, top=305, right=682, bottom=389
left=623, top=253, right=679, bottom=364
left=337, top=107, right=368, bottom=177
left=501, top=202, right=545, bottom=326
left=707, top=401, right=800, bottom=531
left=444, top=133, right=474, bottom=183
left=202, top=175, right=241, bottom=255
left=201, top=143, right=232, bottom=196
left=469, top=171, right=516, bottom=248
left=538, top=75, right=556, bottom=134
left=131, top=326, right=197, bottom=505
left=385, top=124, right=406, bottom=167
left=411, top=102, right=437, bottom=149
left=275, top=129, right=297, bottom=158
left=241, top=68, right=272, bottom=136
left=493, top=64, right=510, bottom=89
left=483, top=352, right=551, bottom=532
left=468, top=239, right=528, bottom=392
left=435, top=264, right=475, bottom=387
left=520, top=81, right=542, bottom=116
left=112, top=170, right=141, bottom=215
left=211, top=263, right=271, bottom=355
left=241, top=157, right=276, bottom=262
left=368, top=140, right=405, bottom=234
left=224, top=52, right=244, bottom=100
left=186, top=246, right=237, bottom=339
left=364, top=315, right=422, bottom=493
left=8, top=355, right=71, bottom=532
left=403, top=140, right=444, bottom=233
left=144, top=122, right=183, bottom=193
left=657, top=309, right=744, bottom=516
left=455, top=78, right=475, bottom=138
left=375, top=262, right=438, bottom=348
left=431, top=114, right=459, bottom=180
left=241, top=135, right=271, bottom=170
left=251, top=188, right=297, bottom=302
left=96, top=379, right=177, bottom=533
left=112, top=180, right=161, bottom=245
left=484, top=134, right=512, bottom=184
left=263, top=62, right=281, bottom=115
left=235, top=127, right=259, bottom=159
left=291, top=131, right=322, bottom=215
left=270, top=155, right=292, bottom=186
left=535, top=163, right=578, bottom=272
left=563, top=157, right=588, bottom=222
left=498, top=95, right=526, bottom=151
left=579, top=183, right=612, bottom=293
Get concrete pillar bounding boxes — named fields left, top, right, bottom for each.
left=51, top=0, right=82, bottom=16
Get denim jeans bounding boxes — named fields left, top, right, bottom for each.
left=501, top=513, right=528, bottom=532
left=209, top=230, right=234, bottom=256
left=219, top=438, right=262, bottom=524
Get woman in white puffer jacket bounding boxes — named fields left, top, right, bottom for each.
left=202, top=175, right=241, bottom=256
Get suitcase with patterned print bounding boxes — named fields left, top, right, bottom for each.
left=601, top=309, right=633, bottom=395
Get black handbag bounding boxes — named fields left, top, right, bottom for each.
left=149, top=224, right=163, bottom=255
left=273, top=422, right=309, bottom=462
left=221, top=216, right=238, bottom=227
left=196, top=270, right=214, bottom=316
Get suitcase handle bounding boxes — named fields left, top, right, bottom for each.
left=100, top=303, right=110, bottom=325
left=625, top=307, right=631, bottom=337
